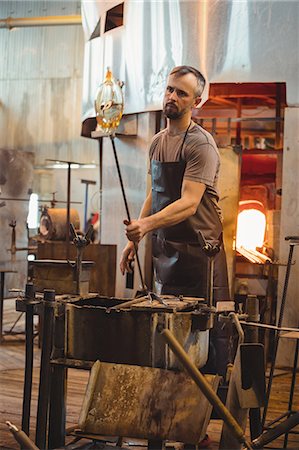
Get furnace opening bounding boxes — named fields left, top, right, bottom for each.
left=236, top=201, right=266, bottom=251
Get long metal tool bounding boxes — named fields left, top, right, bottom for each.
left=159, top=327, right=253, bottom=449
left=69, top=223, right=93, bottom=294
left=110, top=135, right=146, bottom=291
left=261, top=236, right=299, bottom=428
left=22, top=283, right=37, bottom=436
left=35, top=289, right=55, bottom=449
left=6, top=422, right=39, bottom=450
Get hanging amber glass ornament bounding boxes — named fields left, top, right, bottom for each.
left=94, top=68, right=124, bottom=135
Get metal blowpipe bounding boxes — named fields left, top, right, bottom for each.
left=94, top=68, right=146, bottom=292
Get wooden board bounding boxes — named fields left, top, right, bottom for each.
left=78, top=360, right=220, bottom=444
left=36, top=242, right=117, bottom=296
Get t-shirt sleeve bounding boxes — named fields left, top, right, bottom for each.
left=147, top=133, right=161, bottom=175
left=183, top=140, right=219, bottom=187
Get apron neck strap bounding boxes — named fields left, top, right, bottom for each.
left=179, top=120, right=192, bottom=160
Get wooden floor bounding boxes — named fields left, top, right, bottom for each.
left=0, top=299, right=298, bottom=449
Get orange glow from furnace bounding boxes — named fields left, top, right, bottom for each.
left=236, top=209, right=266, bottom=250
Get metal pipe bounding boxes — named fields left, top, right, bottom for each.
left=0, top=15, right=82, bottom=29
left=159, top=327, right=253, bottom=449
left=283, top=338, right=299, bottom=448
left=252, top=412, right=299, bottom=449
left=48, top=303, right=67, bottom=449
left=6, top=422, right=39, bottom=450
left=35, top=290, right=55, bottom=449
left=275, top=83, right=282, bottom=150
left=206, top=256, right=214, bottom=307
left=245, top=295, right=262, bottom=440
left=81, top=179, right=96, bottom=232
left=110, top=135, right=146, bottom=292
left=262, top=241, right=295, bottom=428
left=22, top=284, right=36, bottom=436
left=0, top=272, right=4, bottom=340
left=98, top=138, right=103, bottom=243
left=66, top=162, right=71, bottom=260
left=229, top=312, right=245, bottom=345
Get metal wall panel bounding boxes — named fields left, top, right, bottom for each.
left=82, top=0, right=299, bottom=119
left=277, top=107, right=299, bottom=367
left=0, top=149, right=34, bottom=295
left=0, top=1, right=98, bottom=297
left=0, top=0, right=98, bottom=167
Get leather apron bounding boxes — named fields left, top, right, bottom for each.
left=151, top=127, right=230, bottom=301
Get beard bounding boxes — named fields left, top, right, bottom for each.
left=163, top=102, right=184, bottom=120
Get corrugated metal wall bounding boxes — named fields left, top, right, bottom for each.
left=0, top=1, right=99, bottom=296
left=0, top=0, right=97, bottom=166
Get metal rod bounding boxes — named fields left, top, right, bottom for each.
left=35, top=290, right=55, bottom=449
left=236, top=98, right=242, bottom=146
left=110, top=135, right=146, bottom=291
left=159, top=327, right=253, bottom=449
left=239, top=321, right=298, bottom=333
left=81, top=179, right=96, bottom=232
left=245, top=295, right=262, bottom=440
left=275, top=83, right=282, bottom=150
left=109, top=296, right=147, bottom=311
left=66, top=162, right=71, bottom=260
left=0, top=272, right=4, bottom=340
left=283, top=338, right=299, bottom=448
left=6, top=422, right=40, bottom=450
left=48, top=303, right=67, bottom=449
left=252, top=412, right=299, bottom=449
left=99, top=138, right=103, bottom=243
left=262, top=243, right=295, bottom=428
left=84, top=184, right=89, bottom=231
left=22, top=284, right=36, bottom=436
left=206, top=257, right=214, bottom=307
left=0, top=15, right=82, bottom=29
left=229, top=312, right=245, bottom=345
left=22, top=307, right=34, bottom=434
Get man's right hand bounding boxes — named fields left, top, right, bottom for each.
left=120, top=241, right=136, bottom=275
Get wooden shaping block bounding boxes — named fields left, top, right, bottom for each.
left=78, top=360, right=220, bottom=444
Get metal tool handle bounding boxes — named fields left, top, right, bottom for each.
left=159, top=327, right=253, bottom=449
left=110, top=135, right=146, bottom=291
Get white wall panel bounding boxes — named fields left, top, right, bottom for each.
left=277, top=108, right=299, bottom=368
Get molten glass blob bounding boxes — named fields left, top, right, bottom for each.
left=95, top=68, right=124, bottom=134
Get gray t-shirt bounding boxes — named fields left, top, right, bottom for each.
left=149, top=122, right=220, bottom=199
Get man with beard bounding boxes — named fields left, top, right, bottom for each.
left=120, top=66, right=230, bottom=377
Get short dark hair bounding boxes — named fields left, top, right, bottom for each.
left=169, top=66, right=206, bottom=97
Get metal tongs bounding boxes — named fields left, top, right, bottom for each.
left=69, top=223, right=93, bottom=294
left=147, top=290, right=168, bottom=306
left=108, top=289, right=168, bottom=311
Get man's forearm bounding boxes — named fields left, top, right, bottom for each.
left=141, top=196, right=197, bottom=233
left=125, top=180, right=205, bottom=242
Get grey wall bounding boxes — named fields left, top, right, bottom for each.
left=277, top=108, right=299, bottom=368
left=0, top=1, right=99, bottom=295
left=0, top=149, right=34, bottom=292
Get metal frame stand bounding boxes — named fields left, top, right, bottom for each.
left=0, top=269, right=17, bottom=341
left=262, top=236, right=299, bottom=429
left=263, top=332, right=299, bottom=448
